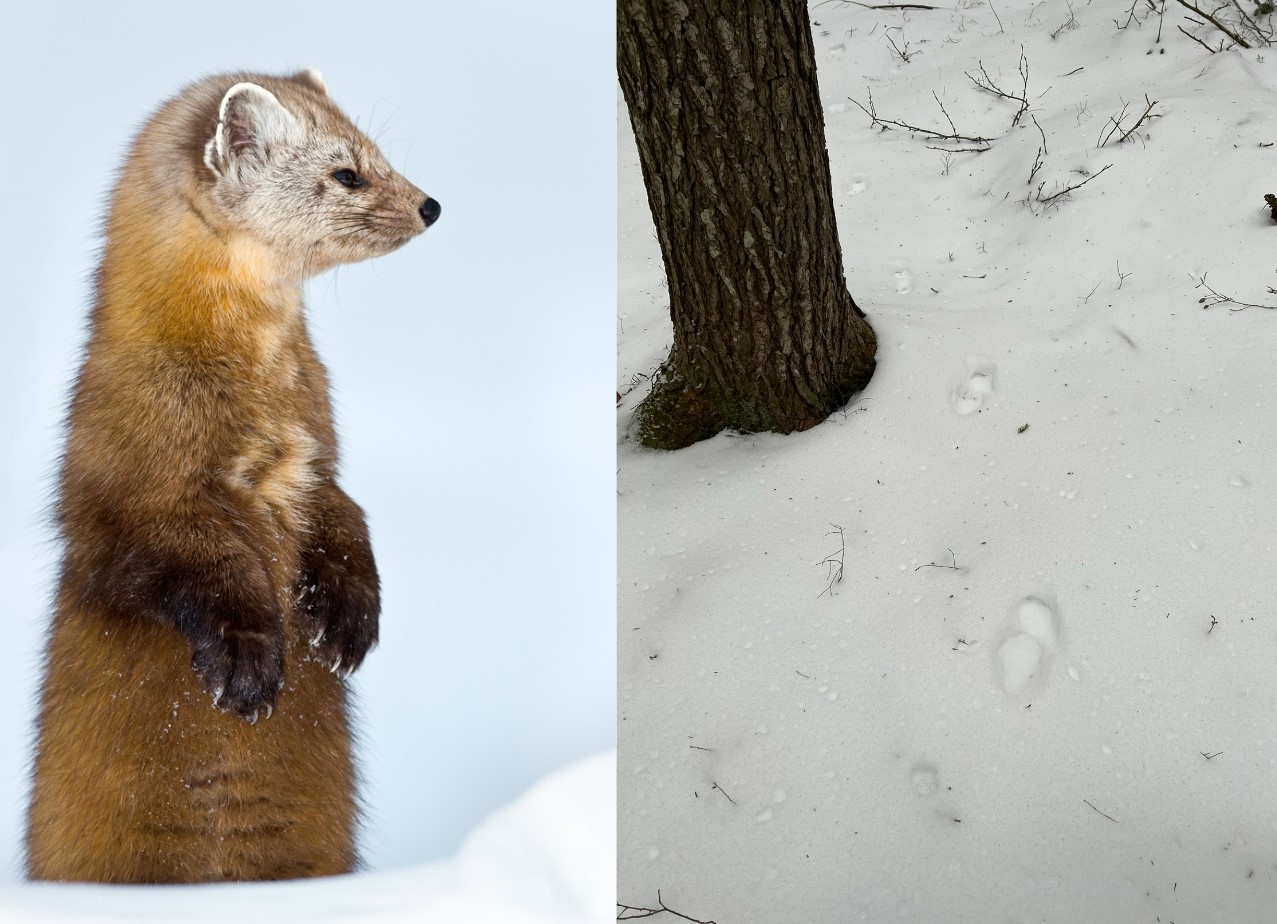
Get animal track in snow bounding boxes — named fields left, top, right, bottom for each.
left=951, top=358, right=996, bottom=416
left=843, top=176, right=867, bottom=196
left=911, top=763, right=939, bottom=796
left=997, top=595, right=1060, bottom=696
left=893, top=263, right=914, bottom=294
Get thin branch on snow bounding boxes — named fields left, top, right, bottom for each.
left=966, top=47, right=1030, bottom=127
left=1083, top=800, right=1120, bottom=823
left=618, top=892, right=719, bottom=924
left=884, top=31, right=921, bottom=62
left=1097, top=95, right=1160, bottom=147
left=989, top=0, right=1006, bottom=33
left=849, top=88, right=994, bottom=144
left=926, top=145, right=991, bottom=153
left=711, top=782, right=738, bottom=806
left=1195, top=273, right=1277, bottom=311
left=1176, top=23, right=1227, bottom=52
left=915, top=549, right=961, bottom=571
left=1171, top=0, right=1257, bottom=47
left=818, top=524, right=846, bottom=598
left=1028, top=114, right=1048, bottom=185
left=1033, top=163, right=1113, bottom=207
left=813, top=1, right=938, bottom=8
left=1050, top=0, right=1080, bottom=38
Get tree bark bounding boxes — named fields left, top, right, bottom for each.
left=619, top=0, right=877, bottom=450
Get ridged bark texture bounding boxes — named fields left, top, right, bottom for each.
left=619, top=0, right=877, bottom=450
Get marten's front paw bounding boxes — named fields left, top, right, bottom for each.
left=297, top=544, right=380, bottom=679
left=191, top=628, right=285, bottom=722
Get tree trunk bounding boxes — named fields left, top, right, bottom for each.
left=619, top=0, right=877, bottom=451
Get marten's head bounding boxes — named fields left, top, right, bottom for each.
left=134, top=70, right=439, bottom=281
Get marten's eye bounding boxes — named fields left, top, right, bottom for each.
left=332, top=169, right=365, bottom=189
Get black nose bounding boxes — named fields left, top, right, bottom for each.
left=419, top=197, right=441, bottom=228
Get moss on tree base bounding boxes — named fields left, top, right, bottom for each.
left=634, top=360, right=874, bottom=451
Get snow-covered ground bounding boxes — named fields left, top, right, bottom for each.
left=619, top=3, right=1277, bottom=921
left=0, top=1, right=614, bottom=920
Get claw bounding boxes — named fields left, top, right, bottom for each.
left=264, top=703, right=273, bottom=720
left=248, top=709, right=259, bottom=725
left=310, top=631, right=324, bottom=648
left=330, top=655, right=343, bottom=675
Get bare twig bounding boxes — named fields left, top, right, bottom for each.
left=1115, top=0, right=1142, bottom=28
left=818, top=524, right=846, bottom=598
left=848, top=87, right=994, bottom=144
left=1196, top=273, right=1277, bottom=311
left=711, top=782, right=737, bottom=805
left=1099, top=95, right=1160, bottom=146
left=966, top=46, right=1030, bottom=127
left=884, top=31, right=920, bottom=62
left=988, top=0, right=1005, bottom=33
left=618, top=893, right=719, bottom=924
left=1083, top=799, right=1120, bottom=823
left=1050, top=1, right=1080, bottom=38
left=1172, top=0, right=1252, bottom=46
left=1177, top=23, right=1225, bottom=51
left=1097, top=101, right=1131, bottom=147
left=620, top=368, right=657, bottom=398
left=1115, top=261, right=1132, bottom=289
left=1028, top=114, right=1047, bottom=185
left=915, top=548, right=960, bottom=571
left=1225, top=0, right=1274, bottom=43
left=1200, top=750, right=1224, bottom=760
left=813, top=0, right=937, bottom=7
left=619, top=906, right=663, bottom=921
left=1035, top=163, right=1114, bottom=206
left=926, top=145, right=991, bottom=153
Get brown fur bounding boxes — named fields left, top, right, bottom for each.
left=26, top=71, right=435, bottom=882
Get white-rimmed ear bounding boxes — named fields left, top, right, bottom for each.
left=203, top=82, right=300, bottom=178
left=296, top=68, right=328, bottom=95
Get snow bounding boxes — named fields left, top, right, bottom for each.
left=997, top=630, right=1043, bottom=694
left=618, top=3, right=1277, bottom=922
left=0, top=0, right=613, bottom=919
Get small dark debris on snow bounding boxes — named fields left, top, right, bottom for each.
left=1017, top=423, right=1029, bottom=433
left=1267, top=193, right=1277, bottom=221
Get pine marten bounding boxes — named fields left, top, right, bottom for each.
left=25, top=69, right=439, bottom=883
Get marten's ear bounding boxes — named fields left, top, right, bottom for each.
left=294, top=68, right=328, bottom=95
left=204, top=82, right=300, bottom=179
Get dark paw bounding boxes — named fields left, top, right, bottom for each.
left=297, top=548, right=380, bottom=679
left=191, top=628, right=285, bottom=722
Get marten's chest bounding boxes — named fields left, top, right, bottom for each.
left=224, top=420, right=321, bottom=533
left=220, top=345, right=328, bottom=539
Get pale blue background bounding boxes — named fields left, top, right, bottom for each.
left=0, top=1, right=614, bottom=873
